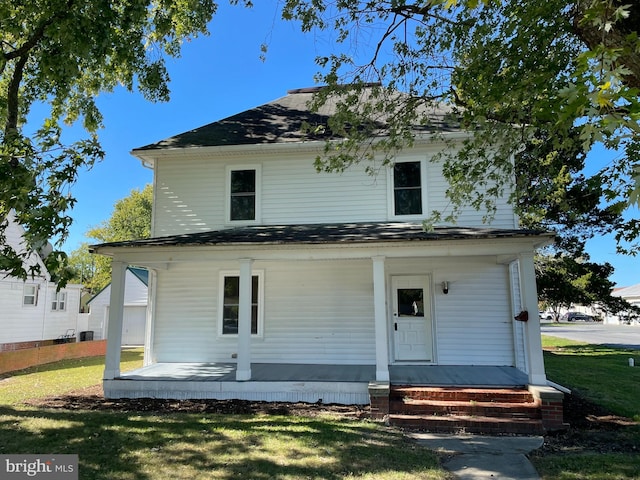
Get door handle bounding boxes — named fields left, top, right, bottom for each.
left=394, top=323, right=397, bottom=331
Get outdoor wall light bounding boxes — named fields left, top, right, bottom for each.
left=441, top=281, right=449, bottom=294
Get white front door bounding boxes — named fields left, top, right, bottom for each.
left=392, top=276, right=433, bottom=362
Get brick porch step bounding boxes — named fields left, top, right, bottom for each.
left=387, top=386, right=544, bottom=434
left=390, top=398, right=542, bottom=419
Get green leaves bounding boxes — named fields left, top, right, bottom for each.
left=282, top=0, right=640, bottom=257
left=1, top=0, right=218, bottom=286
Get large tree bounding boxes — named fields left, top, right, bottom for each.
left=0, top=0, right=221, bottom=286
left=280, top=0, right=640, bottom=254
left=536, top=254, right=640, bottom=320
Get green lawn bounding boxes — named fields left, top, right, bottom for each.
left=0, top=351, right=449, bottom=480
left=0, top=348, right=144, bottom=405
left=530, top=335, right=640, bottom=480
left=2, top=340, right=640, bottom=480
left=541, top=336, right=640, bottom=420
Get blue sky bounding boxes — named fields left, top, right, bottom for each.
left=54, top=3, right=637, bottom=287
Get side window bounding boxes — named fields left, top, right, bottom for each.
left=227, top=166, right=261, bottom=223
left=51, top=291, right=67, bottom=311
left=23, top=284, right=38, bottom=306
left=219, top=271, right=263, bottom=336
left=393, top=161, right=423, bottom=216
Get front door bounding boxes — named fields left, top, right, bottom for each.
left=392, top=276, right=433, bottom=362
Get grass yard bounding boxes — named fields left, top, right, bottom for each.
left=0, top=351, right=450, bottom=480
left=530, top=335, right=640, bottom=480
left=541, top=336, right=640, bottom=420
left=0, top=348, right=144, bottom=405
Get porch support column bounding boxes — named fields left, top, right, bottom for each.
left=372, top=256, right=390, bottom=382
left=518, top=253, right=547, bottom=385
left=103, top=261, right=127, bottom=380
left=236, top=258, right=253, bottom=381
left=143, top=268, right=157, bottom=367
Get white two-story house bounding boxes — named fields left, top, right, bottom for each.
left=91, top=86, right=562, bottom=429
left=1, top=211, right=83, bottom=348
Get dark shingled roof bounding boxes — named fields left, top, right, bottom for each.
left=133, top=86, right=459, bottom=151
left=90, top=223, right=550, bottom=251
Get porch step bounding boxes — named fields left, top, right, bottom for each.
left=390, top=398, right=542, bottom=419
left=388, top=386, right=544, bottom=434
left=392, top=386, right=534, bottom=403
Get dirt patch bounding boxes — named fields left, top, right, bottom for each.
left=533, top=391, right=639, bottom=456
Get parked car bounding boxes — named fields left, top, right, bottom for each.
left=561, top=311, right=593, bottom=322
left=539, top=311, right=554, bottom=320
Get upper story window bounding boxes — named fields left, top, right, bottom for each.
left=51, top=291, right=67, bottom=311
left=393, top=161, right=423, bottom=216
left=23, top=284, right=38, bottom=306
left=219, top=271, right=264, bottom=336
left=226, top=165, right=261, bottom=223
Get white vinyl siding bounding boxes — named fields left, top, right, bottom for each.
left=425, top=160, right=515, bottom=227
left=386, top=256, right=515, bottom=366
left=152, top=259, right=376, bottom=364
left=0, top=281, right=81, bottom=344
left=430, top=259, right=514, bottom=366
left=150, top=145, right=518, bottom=237
left=151, top=254, right=516, bottom=367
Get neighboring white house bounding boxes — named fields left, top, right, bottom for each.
left=91, top=86, right=555, bottom=406
left=608, top=283, right=640, bottom=325
left=0, top=211, right=82, bottom=347
left=86, top=267, right=149, bottom=345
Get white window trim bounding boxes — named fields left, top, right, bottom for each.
left=51, top=291, right=67, bottom=311
left=387, top=158, right=429, bottom=221
left=218, top=269, right=264, bottom=337
left=225, top=164, right=262, bottom=225
left=23, top=284, right=39, bottom=306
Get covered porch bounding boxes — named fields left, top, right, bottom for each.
left=104, top=362, right=529, bottom=404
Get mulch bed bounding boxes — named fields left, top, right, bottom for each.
left=24, top=385, right=639, bottom=455
left=24, top=384, right=370, bottom=418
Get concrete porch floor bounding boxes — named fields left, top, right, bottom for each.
left=118, top=363, right=529, bottom=387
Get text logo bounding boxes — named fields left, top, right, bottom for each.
left=0, top=455, right=78, bottom=479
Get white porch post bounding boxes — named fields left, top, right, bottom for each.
left=236, top=258, right=253, bottom=381
left=518, top=253, right=547, bottom=385
left=103, top=261, right=127, bottom=380
left=372, top=256, right=390, bottom=382
left=143, top=268, right=157, bottom=367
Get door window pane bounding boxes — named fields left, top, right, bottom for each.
left=397, top=288, right=424, bottom=316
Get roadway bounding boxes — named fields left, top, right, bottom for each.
left=540, top=322, right=640, bottom=350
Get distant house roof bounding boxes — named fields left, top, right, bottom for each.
left=132, top=85, right=459, bottom=152
left=90, top=223, right=551, bottom=251
left=613, top=283, right=640, bottom=299
left=128, top=266, right=149, bottom=286
left=86, top=266, right=149, bottom=305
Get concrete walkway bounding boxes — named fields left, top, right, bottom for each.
left=408, top=433, right=543, bottom=480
